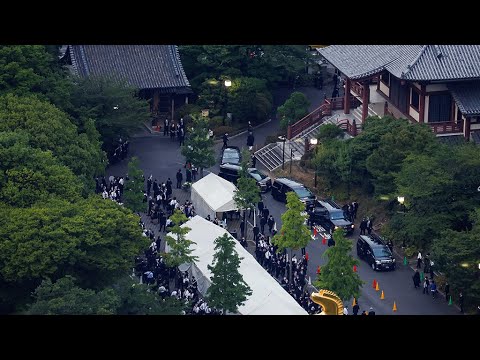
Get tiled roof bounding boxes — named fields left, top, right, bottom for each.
left=449, top=82, right=480, bottom=116
left=436, top=134, right=466, bottom=146
left=67, top=45, right=192, bottom=93
left=318, top=45, right=423, bottom=80
left=318, top=45, right=480, bottom=81
left=403, top=45, right=480, bottom=81
left=471, top=131, right=480, bottom=145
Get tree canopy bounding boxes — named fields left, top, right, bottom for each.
left=181, top=114, right=215, bottom=175
left=206, top=233, right=251, bottom=314
left=162, top=210, right=198, bottom=268
left=123, top=157, right=145, bottom=213
left=277, top=91, right=310, bottom=129
left=314, top=229, right=363, bottom=301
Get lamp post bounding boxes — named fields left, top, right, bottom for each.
left=223, top=79, right=231, bottom=126
left=290, top=149, right=295, bottom=173
left=310, top=138, right=318, bottom=187
left=397, top=196, right=406, bottom=247
left=278, top=136, right=286, bottom=170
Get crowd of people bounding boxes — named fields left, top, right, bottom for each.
left=109, top=138, right=130, bottom=164
left=163, top=117, right=186, bottom=146
left=96, top=175, right=125, bottom=204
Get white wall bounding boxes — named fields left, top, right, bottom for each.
left=471, top=123, right=480, bottom=130
left=424, top=95, right=429, bottom=122
left=409, top=106, right=420, bottom=121
left=426, top=83, right=448, bottom=92
left=379, top=81, right=390, bottom=97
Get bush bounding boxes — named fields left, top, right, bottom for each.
left=175, top=104, right=201, bottom=121
left=208, top=116, right=224, bottom=128
left=212, top=126, right=235, bottom=137
left=404, top=246, right=418, bottom=258
left=264, top=135, right=280, bottom=146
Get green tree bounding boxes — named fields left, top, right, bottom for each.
left=28, top=276, right=119, bottom=315
left=0, top=131, right=82, bottom=207
left=206, top=233, right=252, bottom=314
left=233, top=150, right=261, bottom=239
left=432, top=209, right=480, bottom=310
left=227, top=77, right=272, bottom=124
left=0, top=196, right=148, bottom=290
left=277, top=91, right=310, bottom=129
left=272, top=192, right=311, bottom=282
left=162, top=209, right=198, bottom=268
left=314, top=229, right=363, bottom=301
left=0, top=94, right=106, bottom=186
left=114, top=277, right=185, bottom=315
left=0, top=45, right=73, bottom=110
left=317, top=124, right=343, bottom=141
left=181, top=114, right=215, bottom=177
left=123, top=157, right=145, bottom=213
left=67, top=77, right=150, bottom=155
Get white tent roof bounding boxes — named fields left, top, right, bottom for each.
left=191, top=172, right=238, bottom=213
left=174, top=215, right=307, bottom=315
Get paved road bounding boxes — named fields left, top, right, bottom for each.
left=108, top=85, right=459, bottom=315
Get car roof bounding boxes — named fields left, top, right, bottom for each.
left=223, top=146, right=240, bottom=152
left=317, top=200, right=341, bottom=211
left=359, top=235, right=387, bottom=247
left=274, top=177, right=305, bottom=188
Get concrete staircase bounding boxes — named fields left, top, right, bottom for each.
left=255, top=114, right=341, bottom=172
left=351, top=104, right=378, bottom=123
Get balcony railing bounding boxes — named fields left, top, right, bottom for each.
left=350, top=82, right=364, bottom=99
left=429, top=122, right=463, bottom=134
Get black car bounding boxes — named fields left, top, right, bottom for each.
left=271, top=178, right=316, bottom=208
left=311, top=199, right=354, bottom=235
left=357, top=234, right=396, bottom=271
left=221, top=146, right=241, bottom=165
left=218, top=164, right=272, bottom=192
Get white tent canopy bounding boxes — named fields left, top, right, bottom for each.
left=167, top=215, right=307, bottom=315
left=191, top=172, right=238, bottom=218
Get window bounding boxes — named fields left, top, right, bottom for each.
left=411, top=87, right=420, bottom=110
left=381, top=72, right=390, bottom=86
left=428, top=94, right=452, bottom=123
left=293, top=187, right=313, bottom=198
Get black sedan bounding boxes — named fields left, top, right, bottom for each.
left=221, top=146, right=241, bottom=165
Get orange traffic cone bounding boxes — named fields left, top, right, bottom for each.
left=375, top=282, right=380, bottom=291
left=353, top=264, right=357, bottom=272
left=316, top=266, right=321, bottom=274
left=313, top=227, right=317, bottom=237
left=305, top=252, right=309, bottom=261
left=352, top=297, right=356, bottom=306
left=393, top=302, right=397, bottom=312
left=380, top=290, right=385, bottom=299
left=322, top=236, right=327, bottom=245
left=372, top=279, right=377, bottom=289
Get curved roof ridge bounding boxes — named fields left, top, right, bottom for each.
left=401, top=45, right=428, bottom=78
left=169, top=45, right=191, bottom=87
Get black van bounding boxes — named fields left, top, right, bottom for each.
left=271, top=178, right=316, bottom=208
left=218, top=164, right=272, bottom=192
left=357, top=234, right=396, bottom=271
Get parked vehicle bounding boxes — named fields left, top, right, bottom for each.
left=218, top=164, right=272, bottom=192
left=313, top=199, right=354, bottom=235
left=357, top=234, right=396, bottom=271
left=271, top=178, right=316, bottom=208
left=220, top=146, right=241, bottom=166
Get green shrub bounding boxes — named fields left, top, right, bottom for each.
left=208, top=116, right=224, bottom=128
left=404, top=246, right=417, bottom=258
left=264, top=135, right=280, bottom=146
left=175, top=104, right=201, bottom=121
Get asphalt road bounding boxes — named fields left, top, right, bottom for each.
left=107, top=85, right=460, bottom=315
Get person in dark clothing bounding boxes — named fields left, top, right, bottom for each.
left=178, top=127, right=185, bottom=146
left=240, top=219, right=245, bottom=238
left=366, top=218, right=373, bottom=235
left=164, top=118, right=169, bottom=136
left=262, top=207, right=269, bottom=219
left=412, top=269, right=421, bottom=289
left=247, top=121, right=253, bottom=133
left=176, top=169, right=183, bottom=189
left=331, top=87, right=339, bottom=98
left=170, top=123, right=176, bottom=140
left=253, top=226, right=260, bottom=243
left=444, top=282, right=450, bottom=303
left=147, top=176, right=152, bottom=195
left=267, top=215, right=275, bottom=234
left=260, top=215, right=267, bottom=234
left=222, top=133, right=229, bottom=149
left=352, top=303, right=360, bottom=315
left=429, top=260, right=435, bottom=280
left=368, top=307, right=375, bottom=315
left=247, top=132, right=255, bottom=150
left=251, top=154, right=257, bottom=167
left=257, top=199, right=264, bottom=216
left=359, top=218, right=367, bottom=235
left=186, top=168, right=192, bottom=183
left=159, top=211, right=166, bottom=232
left=327, top=237, right=335, bottom=247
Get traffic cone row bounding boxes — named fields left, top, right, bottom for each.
left=372, top=279, right=398, bottom=313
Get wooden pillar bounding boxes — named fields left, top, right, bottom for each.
left=344, top=78, right=351, bottom=114
left=152, top=90, right=160, bottom=113
left=171, top=95, right=175, bottom=121
left=361, top=82, right=370, bottom=121
left=287, top=125, right=292, bottom=140
left=464, top=117, right=471, bottom=140
left=419, top=85, right=426, bottom=123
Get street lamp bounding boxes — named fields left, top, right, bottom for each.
left=290, top=149, right=295, bottom=173
left=397, top=196, right=406, bottom=247
left=223, top=79, right=232, bottom=126
left=310, top=138, right=318, bottom=187
left=278, top=136, right=286, bottom=170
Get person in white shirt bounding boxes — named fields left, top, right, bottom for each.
left=343, top=306, right=349, bottom=315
